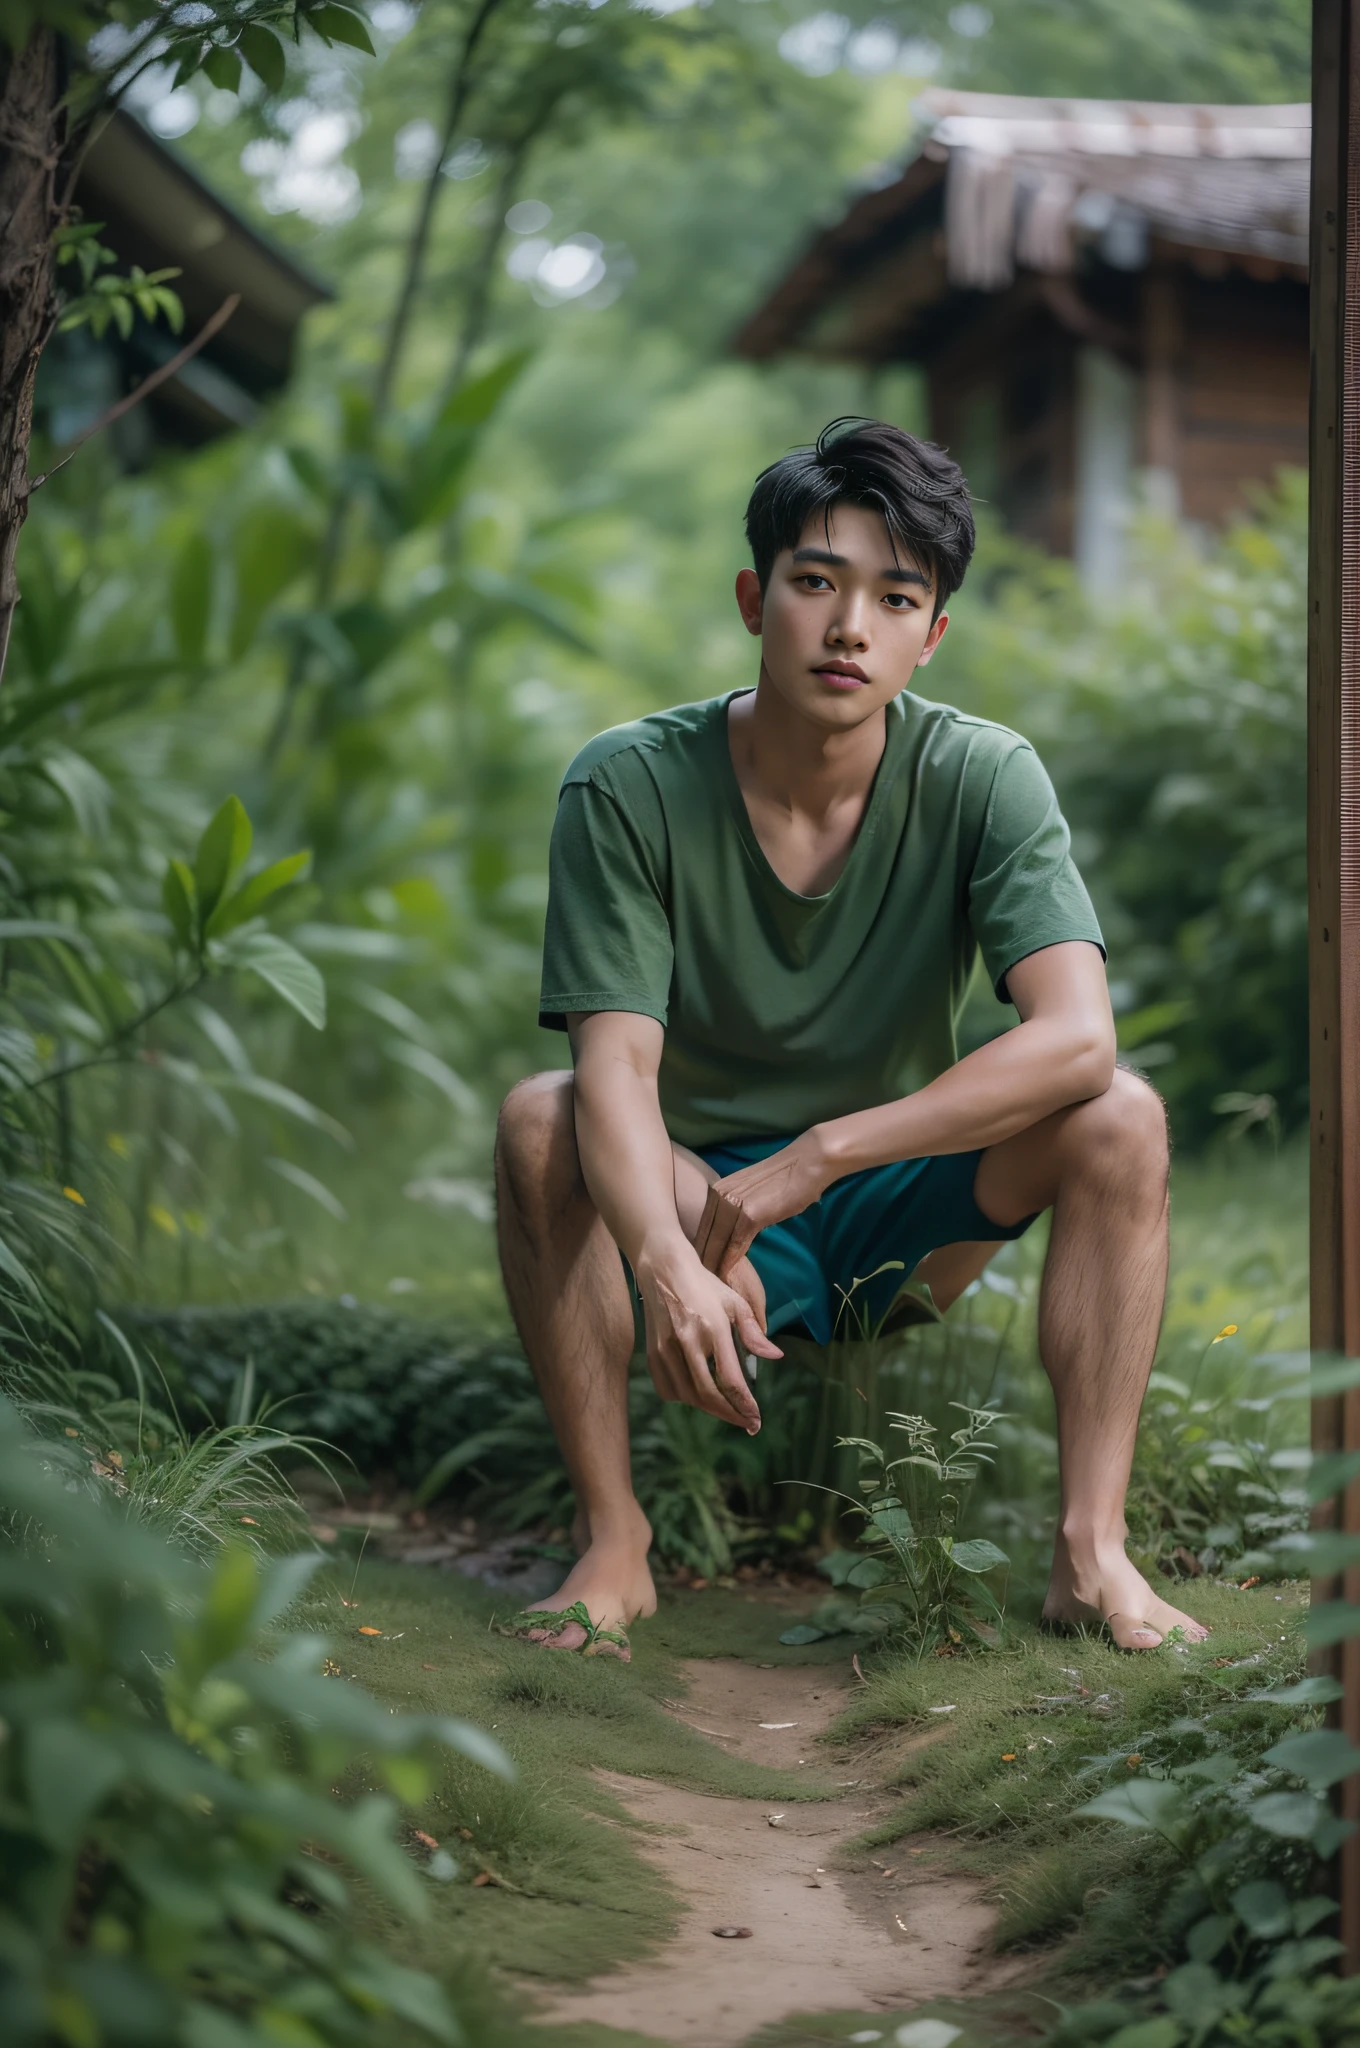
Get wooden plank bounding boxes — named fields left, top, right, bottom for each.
left=1309, top=0, right=1360, bottom=1967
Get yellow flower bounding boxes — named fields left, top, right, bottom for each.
left=106, top=1132, right=130, bottom=1158
left=148, top=1203, right=179, bottom=1238
left=1211, top=1324, right=1238, bottom=1344
left=61, top=1186, right=85, bottom=1205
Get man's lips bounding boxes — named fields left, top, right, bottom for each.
left=813, top=662, right=868, bottom=687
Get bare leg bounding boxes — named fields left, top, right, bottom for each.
left=494, top=1073, right=717, bottom=1648
left=973, top=1068, right=1205, bottom=1650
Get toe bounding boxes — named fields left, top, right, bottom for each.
left=1107, top=1613, right=1164, bottom=1651
left=533, top=1622, right=590, bottom=1650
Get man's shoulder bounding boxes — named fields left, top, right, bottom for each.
left=901, top=691, right=1039, bottom=784
left=561, top=697, right=723, bottom=792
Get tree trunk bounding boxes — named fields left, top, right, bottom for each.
left=0, top=29, right=62, bottom=687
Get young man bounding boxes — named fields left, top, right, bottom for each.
left=496, top=418, right=1205, bottom=1661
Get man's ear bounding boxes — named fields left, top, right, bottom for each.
left=735, top=567, right=764, bottom=638
left=915, top=609, right=949, bottom=665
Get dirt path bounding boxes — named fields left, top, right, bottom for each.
left=535, top=1658, right=1024, bottom=2047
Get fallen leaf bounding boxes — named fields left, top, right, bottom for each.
left=1001, top=1753, right=1017, bottom=1762
left=341, top=1598, right=359, bottom=1608
left=759, top=1722, right=797, bottom=1730
left=458, top=1827, right=473, bottom=1841
left=691, top=1577, right=710, bottom=1591
left=359, top=1626, right=382, bottom=1637
left=895, top=1914, right=910, bottom=1932
left=473, top=1872, right=493, bottom=1888
left=712, top=1926, right=753, bottom=1939
left=928, top=1705, right=957, bottom=1714
left=766, top=1813, right=786, bottom=1827
left=422, top=1662, right=438, bottom=1671
left=1238, top=1576, right=1262, bottom=1591
left=879, top=1867, right=898, bottom=1879
left=852, top=1653, right=868, bottom=1685
left=64, top=1428, right=79, bottom=1438
left=413, top=1830, right=439, bottom=1851
left=322, top=1659, right=342, bottom=1677
left=1126, top=1755, right=1142, bottom=1768
left=240, top=1516, right=258, bottom=1526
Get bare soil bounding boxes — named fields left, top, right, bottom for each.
left=534, top=1657, right=1029, bottom=2047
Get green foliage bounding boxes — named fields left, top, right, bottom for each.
left=0, top=1393, right=510, bottom=2048
left=945, top=484, right=1307, bottom=1142
left=782, top=1407, right=1009, bottom=1652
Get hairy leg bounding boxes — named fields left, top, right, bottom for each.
left=973, top=1068, right=1202, bottom=1651
left=494, top=1073, right=717, bottom=1645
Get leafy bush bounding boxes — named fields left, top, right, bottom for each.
left=781, top=1406, right=1009, bottom=1652
left=947, top=479, right=1307, bottom=1144
left=0, top=1393, right=509, bottom=2048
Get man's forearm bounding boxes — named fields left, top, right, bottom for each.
left=812, top=1012, right=1114, bottom=1180
left=572, top=1049, right=689, bottom=1274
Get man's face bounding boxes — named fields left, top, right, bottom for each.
left=735, top=501, right=948, bottom=730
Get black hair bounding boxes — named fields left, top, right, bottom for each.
left=744, top=417, right=975, bottom=616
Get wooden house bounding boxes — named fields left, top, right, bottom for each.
left=737, top=92, right=1309, bottom=587
left=38, top=111, right=329, bottom=463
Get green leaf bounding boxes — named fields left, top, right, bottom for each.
left=239, top=21, right=285, bottom=90
left=1246, top=1674, right=1345, bottom=1706
left=1262, top=1727, right=1360, bottom=1788
left=816, top=1549, right=864, bottom=1588
left=0, top=918, right=94, bottom=955
left=1163, top=1963, right=1234, bottom=2029
left=265, top=1157, right=347, bottom=1220
left=25, top=1720, right=126, bottom=1847
left=307, top=2, right=375, bottom=53
left=1103, top=2024, right=1182, bottom=2048
left=201, top=45, right=242, bottom=91
left=1305, top=1600, right=1360, bottom=1648
left=163, top=859, right=199, bottom=949
left=1185, top=1914, right=1233, bottom=1963
left=846, top=1556, right=893, bottom=1589
left=170, top=530, right=214, bottom=661
left=949, top=1538, right=1009, bottom=1573
left=205, top=851, right=310, bottom=938
left=194, top=796, right=252, bottom=922
left=220, top=931, right=326, bottom=1028
left=216, top=1073, right=350, bottom=1146
left=1248, top=1790, right=1327, bottom=1838
left=1078, top=1779, right=1185, bottom=1832
left=869, top=1505, right=914, bottom=1544
left=778, top=1624, right=827, bottom=1646
left=1230, top=1878, right=1291, bottom=1938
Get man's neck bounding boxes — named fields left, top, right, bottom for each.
left=729, top=672, right=889, bottom=822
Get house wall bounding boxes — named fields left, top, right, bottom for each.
left=1172, top=270, right=1308, bottom=525
left=927, top=302, right=1078, bottom=556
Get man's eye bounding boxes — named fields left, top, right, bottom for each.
left=799, top=574, right=831, bottom=590
left=883, top=594, right=916, bottom=609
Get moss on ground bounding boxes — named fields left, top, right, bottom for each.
left=295, top=1557, right=1309, bottom=2045
left=818, top=1579, right=1309, bottom=1984
left=297, top=1558, right=848, bottom=2013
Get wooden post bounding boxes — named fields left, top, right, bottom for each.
left=1141, top=266, right=1181, bottom=515
left=1311, top=0, right=1360, bottom=1966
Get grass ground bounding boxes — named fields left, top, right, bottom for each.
left=305, top=1553, right=1311, bottom=2047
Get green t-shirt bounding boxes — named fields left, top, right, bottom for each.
left=539, top=689, right=1104, bottom=1149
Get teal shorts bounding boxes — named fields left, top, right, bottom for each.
left=630, top=1136, right=1035, bottom=1349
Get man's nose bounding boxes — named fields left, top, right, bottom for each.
left=828, top=595, right=871, bottom=647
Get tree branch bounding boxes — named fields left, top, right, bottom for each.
left=27, top=293, right=241, bottom=494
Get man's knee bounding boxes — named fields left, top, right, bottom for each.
left=1066, top=1068, right=1169, bottom=1190
left=496, top=1070, right=578, bottom=1211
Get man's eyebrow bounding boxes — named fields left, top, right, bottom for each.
left=791, top=546, right=932, bottom=589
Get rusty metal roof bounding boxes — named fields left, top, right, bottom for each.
left=737, top=92, right=1309, bottom=360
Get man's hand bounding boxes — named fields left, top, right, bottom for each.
left=694, top=1131, right=829, bottom=1283
left=636, top=1241, right=782, bottom=1432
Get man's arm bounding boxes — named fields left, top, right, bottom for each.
left=568, top=1010, right=780, bottom=1430
left=696, top=941, right=1115, bottom=1278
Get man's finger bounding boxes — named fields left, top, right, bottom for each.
left=730, top=1255, right=768, bottom=1330
left=709, top=1320, right=761, bottom=1432
left=717, top=1218, right=758, bottom=1283
left=677, top=1323, right=751, bottom=1427
left=733, top=1302, right=783, bottom=1362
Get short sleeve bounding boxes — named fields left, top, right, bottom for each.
left=968, top=742, right=1105, bottom=1005
left=538, top=775, right=674, bottom=1032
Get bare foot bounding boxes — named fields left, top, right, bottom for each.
left=522, top=1506, right=657, bottom=1656
left=1044, top=1537, right=1209, bottom=1651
